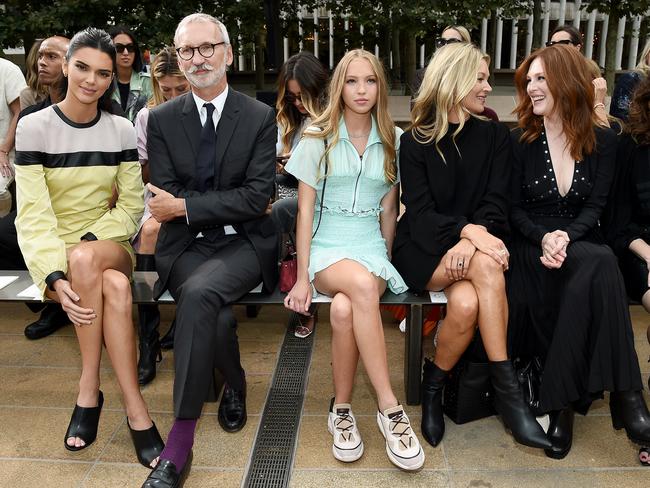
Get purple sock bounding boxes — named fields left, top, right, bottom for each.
left=159, top=418, right=197, bottom=470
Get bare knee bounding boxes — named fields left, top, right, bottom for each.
left=447, top=291, right=479, bottom=334
left=330, top=294, right=353, bottom=333
left=139, top=218, right=161, bottom=250
left=102, top=269, right=132, bottom=306
left=470, top=252, right=504, bottom=283
left=349, top=272, right=380, bottom=304
left=68, top=244, right=100, bottom=283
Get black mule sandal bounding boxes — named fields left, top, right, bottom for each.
left=128, top=419, right=165, bottom=468
left=64, top=390, right=104, bottom=451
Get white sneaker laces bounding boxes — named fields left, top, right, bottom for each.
left=387, top=411, right=415, bottom=450
left=334, top=411, right=355, bottom=442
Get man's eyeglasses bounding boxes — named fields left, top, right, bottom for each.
left=545, top=39, right=578, bottom=47
left=284, top=92, right=302, bottom=104
left=115, top=43, right=136, bottom=54
left=435, top=37, right=464, bottom=49
left=176, top=42, right=226, bottom=61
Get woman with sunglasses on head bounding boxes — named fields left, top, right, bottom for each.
left=14, top=27, right=163, bottom=467
left=110, top=26, right=153, bottom=123
left=393, top=42, right=549, bottom=451
left=509, top=44, right=650, bottom=460
left=132, top=47, right=190, bottom=385
left=547, top=25, right=582, bottom=49
left=284, top=49, right=424, bottom=470
left=272, top=51, right=328, bottom=338
left=436, top=25, right=471, bottom=46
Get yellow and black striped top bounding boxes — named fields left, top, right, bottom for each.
left=14, top=105, right=144, bottom=298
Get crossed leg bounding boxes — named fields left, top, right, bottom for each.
left=427, top=251, right=508, bottom=369
left=48, top=241, right=153, bottom=453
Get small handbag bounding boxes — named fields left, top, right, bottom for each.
left=443, top=358, right=496, bottom=424
left=442, top=330, right=496, bottom=424
left=279, top=234, right=298, bottom=293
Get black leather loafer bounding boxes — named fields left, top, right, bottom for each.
left=142, top=451, right=192, bottom=488
left=218, top=383, right=247, bottom=432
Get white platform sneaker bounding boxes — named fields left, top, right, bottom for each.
left=328, top=402, right=364, bottom=462
left=377, top=404, right=425, bottom=470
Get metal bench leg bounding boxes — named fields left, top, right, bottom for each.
left=404, top=304, right=423, bottom=405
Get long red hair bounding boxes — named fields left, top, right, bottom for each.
left=513, top=44, right=596, bottom=160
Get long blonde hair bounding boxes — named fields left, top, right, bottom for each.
left=410, top=43, right=490, bottom=161
left=306, top=49, right=397, bottom=184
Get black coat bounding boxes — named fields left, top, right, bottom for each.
left=392, top=117, right=511, bottom=290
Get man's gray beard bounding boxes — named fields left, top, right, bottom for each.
left=186, top=64, right=226, bottom=89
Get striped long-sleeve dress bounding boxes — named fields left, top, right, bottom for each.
left=14, top=105, right=144, bottom=299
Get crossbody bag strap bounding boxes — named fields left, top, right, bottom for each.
left=311, top=138, right=328, bottom=239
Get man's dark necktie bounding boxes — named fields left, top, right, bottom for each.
left=195, top=102, right=216, bottom=192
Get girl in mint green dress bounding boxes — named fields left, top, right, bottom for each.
left=285, top=114, right=407, bottom=294
left=283, top=49, right=424, bottom=471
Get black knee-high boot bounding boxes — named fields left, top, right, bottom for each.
left=421, top=358, right=448, bottom=447
left=489, top=360, right=551, bottom=449
left=136, top=254, right=161, bottom=386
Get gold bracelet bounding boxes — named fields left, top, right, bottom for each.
left=594, top=102, right=606, bottom=109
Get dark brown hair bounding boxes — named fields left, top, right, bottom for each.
left=513, top=44, right=596, bottom=160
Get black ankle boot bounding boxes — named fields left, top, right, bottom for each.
left=545, top=407, right=574, bottom=459
left=610, top=390, right=650, bottom=444
left=421, top=358, right=448, bottom=447
left=489, top=360, right=552, bottom=449
left=136, top=254, right=161, bottom=386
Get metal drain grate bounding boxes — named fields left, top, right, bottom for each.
left=243, top=313, right=315, bottom=488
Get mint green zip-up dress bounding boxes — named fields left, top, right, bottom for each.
left=285, top=116, right=407, bottom=294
